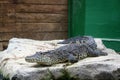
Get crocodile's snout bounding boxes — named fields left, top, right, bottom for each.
left=25, top=56, right=38, bottom=63
left=26, top=55, right=51, bottom=63
left=25, top=52, right=59, bottom=65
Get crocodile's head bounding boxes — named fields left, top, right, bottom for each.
left=25, top=52, right=53, bottom=65
left=25, top=51, right=67, bottom=65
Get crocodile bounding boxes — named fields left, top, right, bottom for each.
left=25, top=36, right=108, bottom=65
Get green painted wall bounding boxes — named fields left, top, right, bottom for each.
left=68, top=0, right=120, bottom=51
left=85, top=0, right=120, bottom=39
left=68, top=0, right=85, bottom=37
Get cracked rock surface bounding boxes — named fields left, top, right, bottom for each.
left=0, top=38, right=120, bottom=80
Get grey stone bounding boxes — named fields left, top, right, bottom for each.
left=0, top=38, right=119, bottom=80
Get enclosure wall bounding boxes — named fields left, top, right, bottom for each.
left=68, top=0, right=120, bottom=51
left=0, top=0, right=68, bottom=50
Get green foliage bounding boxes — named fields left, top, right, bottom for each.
left=41, top=69, right=55, bottom=80
left=56, top=69, right=79, bottom=80
left=0, top=73, right=9, bottom=80
left=41, top=68, right=80, bottom=80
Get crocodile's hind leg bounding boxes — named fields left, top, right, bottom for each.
left=76, top=42, right=108, bottom=57
left=91, top=49, right=108, bottom=56
left=83, top=44, right=108, bottom=57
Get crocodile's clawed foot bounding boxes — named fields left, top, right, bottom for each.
left=63, top=63, right=74, bottom=67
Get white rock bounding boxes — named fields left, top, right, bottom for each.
left=0, top=38, right=119, bottom=80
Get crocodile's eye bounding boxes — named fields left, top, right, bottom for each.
left=39, top=52, right=42, bottom=54
left=36, top=52, right=39, bottom=54
left=80, top=40, right=86, bottom=43
left=83, top=40, right=86, bottom=43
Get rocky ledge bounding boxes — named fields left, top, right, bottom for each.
left=0, top=38, right=120, bottom=80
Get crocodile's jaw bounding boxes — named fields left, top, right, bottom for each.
left=25, top=55, right=52, bottom=65
left=25, top=52, right=68, bottom=65
left=25, top=57, right=67, bottom=66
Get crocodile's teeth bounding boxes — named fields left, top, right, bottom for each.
left=34, top=59, right=37, bottom=62
left=33, top=59, right=35, bottom=62
left=36, top=58, right=39, bottom=62
left=39, top=59, right=42, bottom=62
left=29, top=59, right=31, bottom=62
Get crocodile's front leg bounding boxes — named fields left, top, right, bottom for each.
left=67, top=54, right=78, bottom=63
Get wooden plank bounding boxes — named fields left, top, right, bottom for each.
left=0, top=4, right=67, bottom=22
left=16, top=4, right=67, bottom=14
left=0, top=15, right=16, bottom=23
left=0, top=0, right=12, bottom=3
left=0, top=4, right=4, bottom=17
left=0, top=4, right=15, bottom=13
left=0, top=42, right=8, bottom=50
left=0, top=23, right=68, bottom=32
left=1, top=4, right=67, bottom=13
left=0, top=4, right=14, bottom=23
left=0, top=32, right=68, bottom=41
left=0, top=43, right=3, bottom=51
left=17, top=23, right=68, bottom=32
left=0, top=11, right=16, bottom=22
left=0, top=4, right=15, bottom=23
left=0, top=23, right=20, bottom=32
left=2, top=42, right=8, bottom=50
left=0, top=12, right=3, bottom=17
left=0, top=0, right=67, bottom=4
left=16, top=13, right=68, bottom=23
left=0, top=18, right=2, bottom=22
left=10, top=0, right=67, bottom=4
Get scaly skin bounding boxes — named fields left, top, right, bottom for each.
left=58, top=36, right=97, bottom=49
left=25, top=36, right=107, bottom=65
